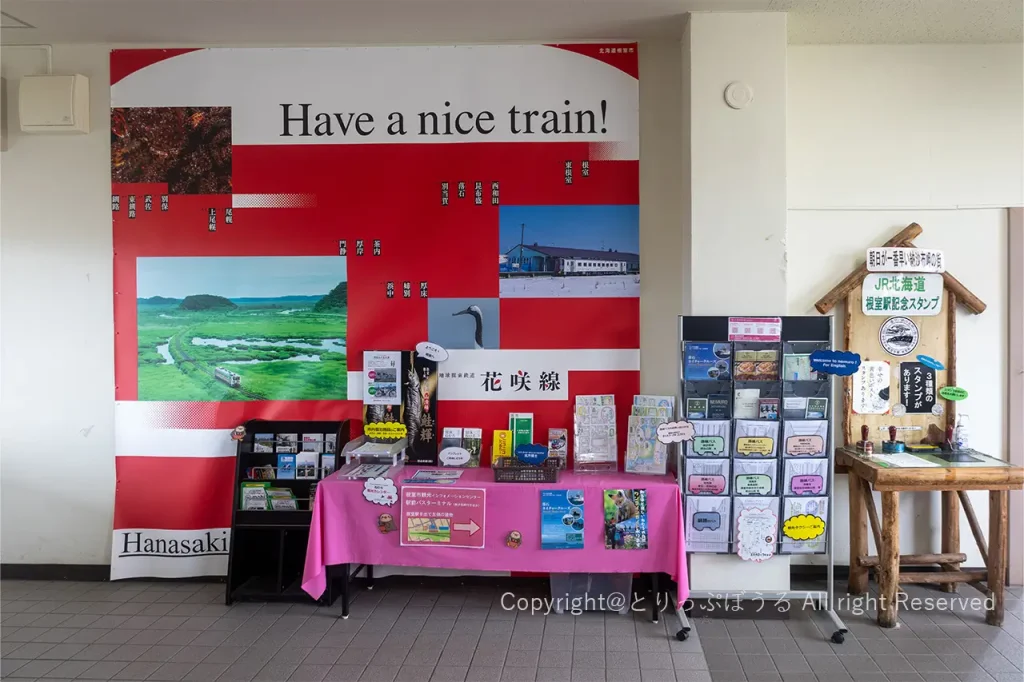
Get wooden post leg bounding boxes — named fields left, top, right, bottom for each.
left=941, top=491, right=961, bottom=593
left=848, top=473, right=869, bottom=595
left=879, top=491, right=900, bottom=628
left=987, top=490, right=1008, bottom=626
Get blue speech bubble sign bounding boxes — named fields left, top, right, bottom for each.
left=515, top=443, right=548, bottom=466
left=916, top=354, right=945, bottom=371
left=809, top=349, right=861, bottom=377
left=693, top=511, right=721, bottom=532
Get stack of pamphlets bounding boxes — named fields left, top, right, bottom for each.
left=625, top=395, right=675, bottom=475
left=574, top=395, right=617, bottom=472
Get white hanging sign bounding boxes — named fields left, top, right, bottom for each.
left=862, top=273, right=944, bottom=316
left=866, top=247, right=945, bottom=273
left=852, top=360, right=891, bottom=415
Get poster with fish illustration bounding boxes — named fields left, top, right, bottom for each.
left=109, top=46, right=640, bottom=579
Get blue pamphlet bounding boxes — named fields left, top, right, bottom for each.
left=541, top=489, right=584, bottom=550
left=684, top=342, right=732, bottom=381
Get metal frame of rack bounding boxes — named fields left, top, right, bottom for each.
left=671, top=316, right=848, bottom=644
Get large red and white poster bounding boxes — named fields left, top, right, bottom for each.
left=110, top=45, right=639, bottom=579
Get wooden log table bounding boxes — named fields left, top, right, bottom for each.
left=836, top=446, right=1024, bottom=628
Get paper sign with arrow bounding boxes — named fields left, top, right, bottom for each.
left=400, top=486, right=486, bottom=549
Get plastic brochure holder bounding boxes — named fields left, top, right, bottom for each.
left=342, top=436, right=408, bottom=467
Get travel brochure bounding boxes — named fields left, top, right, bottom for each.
left=603, top=489, right=648, bottom=550
left=540, top=489, right=584, bottom=549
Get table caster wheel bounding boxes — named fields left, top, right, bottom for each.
left=831, top=630, right=845, bottom=644
left=676, top=628, right=690, bottom=641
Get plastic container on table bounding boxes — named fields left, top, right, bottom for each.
left=549, top=573, right=632, bottom=615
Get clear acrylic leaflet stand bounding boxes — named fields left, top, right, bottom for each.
left=673, top=315, right=847, bottom=644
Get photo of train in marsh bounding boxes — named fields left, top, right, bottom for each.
left=498, top=204, right=640, bottom=298
left=136, top=255, right=347, bottom=402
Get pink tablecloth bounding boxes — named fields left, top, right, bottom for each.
left=302, top=467, right=688, bottom=604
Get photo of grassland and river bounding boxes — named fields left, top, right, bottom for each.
left=136, top=256, right=347, bottom=402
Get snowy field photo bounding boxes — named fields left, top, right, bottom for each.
left=498, top=204, right=639, bottom=298
left=500, top=274, right=640, bottom=298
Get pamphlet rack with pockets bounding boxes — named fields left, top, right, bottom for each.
left=226, top=418, right=350, bottom=605
left=675, top=316, right=847, bottom=644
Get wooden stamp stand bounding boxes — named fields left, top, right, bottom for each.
left=816, top=223, right=1023, bottom=628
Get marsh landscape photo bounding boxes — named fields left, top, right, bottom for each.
left=136, top=256, right=347, bottom=401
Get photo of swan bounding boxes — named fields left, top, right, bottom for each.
left=427, top=298, right=500, bottom=350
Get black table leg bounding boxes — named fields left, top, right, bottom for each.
left=341, top=563, right=350, bottom=619
left=367, top=565, right=374, bottom=591
left=651, top=573, right=660, bottom=623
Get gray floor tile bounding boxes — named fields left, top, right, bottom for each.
left=77, top=660, right=130, bottom=679
left=38, top=655, right=95, bottom=675
left=111, top=660, right=162, bottom=679
left=71, top=644, right=121, bottom=661
left=672, top=653, right=707, bottom=670
left=360, top=665, right=402, bottom=682
left=675, top=672, right=713, bottom=682
left=640, top=671, right=677, bottom=682
left=147, top=661, right=198, bottom=681
left=769, top=655, right=810, bottom=674
left=572, top=650, right=605, bottom=667
left=0, top=659, right=31, bottom=678
left=707, top=655, right=741, bottom=672
left=732, top=638, right=768, bottom=654
left=708, top=671, right=746, bottom=682
left=605, top=669, right=641, bottom=682
left=254, top=662, right=300, bottom=681
left=290, top=663, right=333, bottom=681
left=570, top=670, right=605, bottom=682
left=640, top=652, right=674, bottom=670
left=395, top=665, right=435, bottom=681
left=5, top=579, right=1024, bottom=682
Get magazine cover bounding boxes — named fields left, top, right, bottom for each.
left=540, top=489, right=585, bottom=550
left=603, top=489, right=648, bottom=549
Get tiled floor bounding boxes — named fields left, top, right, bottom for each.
left=1, top=578, right=1021, bottom=681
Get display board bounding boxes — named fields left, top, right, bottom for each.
left=813, top=223, right=986, bottom=448
left=110, top=46, right=640, bottom=579
left=844, top=286, right=949, bottom=445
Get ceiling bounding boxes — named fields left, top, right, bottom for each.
left=1, top=0, right=1020, bottom=45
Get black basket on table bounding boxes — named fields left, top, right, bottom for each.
left=492, top=457, right=560, bottom=483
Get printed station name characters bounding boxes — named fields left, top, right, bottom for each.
left=437, top=370, right=562, bottom=393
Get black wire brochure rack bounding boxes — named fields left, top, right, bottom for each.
left=674, top=316, right=848, bottom=644
left=226, top=418, right=350, bottom=605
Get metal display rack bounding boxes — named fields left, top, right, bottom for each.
left=227, top=418, right=350, bottom=605
left=673, top=316, right=848, bottom=644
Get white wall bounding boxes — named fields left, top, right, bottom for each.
left=788, top=43, right=1022, bottom=568
left=789, top=44, right=1024, bottom=210
left=1, top=45, right=115, bottom=564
